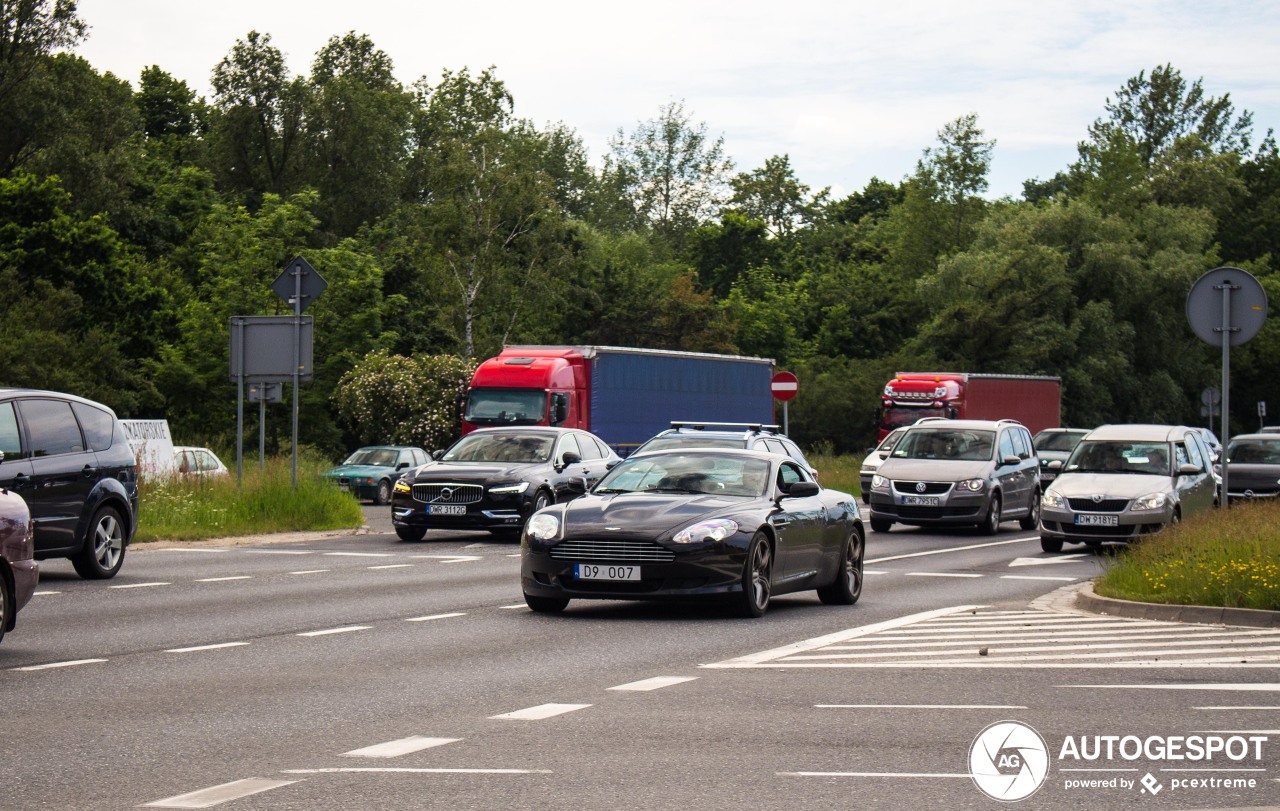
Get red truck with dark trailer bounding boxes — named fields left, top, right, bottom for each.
left=462, top=346, right=777, bottom=454
left=878, top=372, right=1062, bottom=440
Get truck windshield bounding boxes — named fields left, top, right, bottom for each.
left=464, top=388, right=545, bottom=425
left=881, top=406, right=948, bottom=430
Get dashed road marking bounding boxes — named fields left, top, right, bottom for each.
left=110, top=582, right=170, bottom=589
left=608, top=676, right=697, bottom=691
left=406, top=612, right=466, bottom=622
left=166, top=642, right=250, bottom=654
left=297, top=626, right=371, bottom=637
left=342, top=736, right=460, bottom=757
left=490, top=703, right=591, bottom=720
left=11, top=658, right=107, bottom=672
left=196, top=576, right=252, bottom=582
left=143, top=778, right=299, bottom=808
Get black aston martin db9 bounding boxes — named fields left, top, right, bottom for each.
left=520, top=448, right=865, bottom=618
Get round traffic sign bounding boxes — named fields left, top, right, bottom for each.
left=1186, top=267, right=1268, bottom=346
left=771, top=371, right=798, bottom=402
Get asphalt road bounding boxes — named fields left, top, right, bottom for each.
left=3, top=505, right=1279, bottom=810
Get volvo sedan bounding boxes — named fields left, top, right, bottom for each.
left=520, top=448, right=864, bottom=618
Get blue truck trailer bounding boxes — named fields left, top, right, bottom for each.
left=462, top=345, right=778, bottom=454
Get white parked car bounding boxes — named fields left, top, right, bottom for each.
left=174, top=446, right=229, bottom=477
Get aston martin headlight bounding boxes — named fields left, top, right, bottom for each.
left=673, top=518, right=738, bottom=544
left=1132, top=492, right=1168, bottom=511
left=958, top=478, right=986, bottom=492
left=490, top=481, right=530, bottom=495
left=1041, top=491, right=1066, bottom=509
left=526, top=512, right=561, bottom=540
left=871, top=475, right=889, bottom=491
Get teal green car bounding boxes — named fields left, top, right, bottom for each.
left=324, top=446, right=430, bottom=504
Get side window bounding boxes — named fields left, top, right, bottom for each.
left=197, top=451, right=221, bottom=472
left=0, top=402, right=24, bottom=460
left=177, top=451, right=194, bottom=473
left=556, top=434, right=582, bottom=464
left=1187, top=436, right=1207, bottom=469
left=576, top=434, right=603, bottom=460
left=1179, top=441, right=1197, bottom=469
left=778, top=462, right=810, bottom=487
left=998, top=429, right=1017, bottom=460
left=780, top=438, right=808, bottom=467
left=71, top=402, right=115, bottom=451
left=19, top=398, right=85, bottom=456
left=412, top=449, right=428, bottom=467
left=1011, top=429, right=1031, bottom=459
left=594, top=438, right=613, bottom=459
left=763, top=439, right=788, bottom=455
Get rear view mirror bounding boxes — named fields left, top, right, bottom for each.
left=783, top=481, right=821, bottom=498
left=1177, top=463, right=1201, bottom=476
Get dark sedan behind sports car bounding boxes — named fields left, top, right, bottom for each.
left=0, top=485, right=39, bottom=645
left=1218, top=433, right=1280, bottom=499
left=520, top=448, right=864, bottom=618
left=391, top=427, right=619, bottom=542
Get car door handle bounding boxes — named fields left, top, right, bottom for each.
left=771, top=518, right=791, bottom=528
left=7, top=472, right=28, bottom=491
left=82, top=464, right=96, bottom=478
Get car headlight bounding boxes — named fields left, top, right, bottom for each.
left=958, top=478, right=986, bottom=492
left=394, top=480, right=411, bottom=493
left=871, top=475, right=889, bottom=491
left=1132, top=492, right=1169, bottom=511
left=1041, top=491, right=1066, bottom=509
left=526, top=512, right=560, bottom=540
left=490, top=481, right=530, bottom=495
left=673, top=518, right=738, bottom=544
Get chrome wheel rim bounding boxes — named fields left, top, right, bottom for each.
left=94, top=514, right=123, bottom=570
left=749, top=539, right=772, bottom=611
left=845, top=532, right=864, bottom=598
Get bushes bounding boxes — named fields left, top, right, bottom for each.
left=332, top=350, right=476, bottom=452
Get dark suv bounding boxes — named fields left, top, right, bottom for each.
left=868, top=419, right=1040, bottom=534
left=0, top=389, right=139, bottom=578
left=634, top=422, right=817, bottom=477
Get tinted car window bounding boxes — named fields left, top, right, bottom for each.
left=1012, top=429, right=1032, bottom=459
left=20, top=399, right=85, bottom=456
left=71, top=402, right=115, bottom=452
left=557, top=433, right=582, bottom=464
left=998, top=430, right=1017, bottom=460
left=1176, top=442, right=1193, bottom=468
left=0, top=402, right=22, bottom=459
left=576, top=434, right=603, bottom=460
left=778, top=462, right=805, bottom=486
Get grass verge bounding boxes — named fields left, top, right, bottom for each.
left=1094, top=499, right=1280, bottom=610
left=134, top=455, right=365, bottom=542
left=809, top=451, right=865, bottom=499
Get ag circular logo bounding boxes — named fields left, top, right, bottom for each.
left=969, top=720, right=1050, bottom=802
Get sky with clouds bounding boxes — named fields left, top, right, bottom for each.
left=72, top=0, right=1280, bottom=199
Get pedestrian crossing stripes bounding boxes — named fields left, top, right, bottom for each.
left=705, top=607, right=1280, bottom=669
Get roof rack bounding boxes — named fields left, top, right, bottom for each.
left=669, top=421, right=782, bottom=434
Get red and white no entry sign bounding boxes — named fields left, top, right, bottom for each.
left=771, top=371, right=798, bottom=402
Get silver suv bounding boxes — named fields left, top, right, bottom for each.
left=634, top=422, right=816, bottom=477
left=868, top=419, right=1040, bottom=535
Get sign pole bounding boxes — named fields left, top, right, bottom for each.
left=235, top=317, right=245, bottom=484
left=1219, top=280, right=1235, bottom=508
left=292, top=266, right=301, bottom=488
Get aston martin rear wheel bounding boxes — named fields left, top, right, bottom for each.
left=817, top=526, right=864, bottom=605
left=737, top=531, right=773, bottom=618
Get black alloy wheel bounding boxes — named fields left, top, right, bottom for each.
left=737, top=531, right=773, bottom=618
left=979, top=494, right=1002, bottom=536
left=817, top=527, right=864, bottom=605
left=72, top=505, right=126, bottom=579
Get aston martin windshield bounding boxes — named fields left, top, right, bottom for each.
left=595, top=453, right=769, bottom=497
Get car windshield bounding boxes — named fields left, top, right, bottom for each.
left=1065, top=441, right=1171, bottom=475
left=1226, top=439, right=1280, bottom=464
left=595, top=454, right=769, bottom=497
left=1035, top=431, right=1085, bottom=452
left=344, top=448, right=399, bottom=466
left=463, top=388, right=545, bottom=426
left=892, top=428, right=994, bottom=461
left=442, top=432, right=553, bottom=463
left=637, top=436, right=745, bottom=452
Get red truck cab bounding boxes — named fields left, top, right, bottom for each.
left=462, top=348, right=587, bottom=434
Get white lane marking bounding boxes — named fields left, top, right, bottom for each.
left=703, top=606, right=984, bottom=668
left=501, top=603, right=528, bottom=609
left=12, top=659, right=107, bottom=672
left=823, top=629, right=1270, bottom=650
left=1070, top=684, right=1280, bottom=691
left=905, top=572, right=983, bottom=578
left=1001, top=575, right=1078, bottom=582
left=866, top=537, right=1033, bottom=564
left=166, top=642, right=250, bottom=653
left=196, top=576, right=252, bottom=583
left=412, top=555, right=484, bottom=564
left=297, top=626, right=371, bottom=637
left=290, top=569, right=330, bottom=575
left=284, top=767, right=551, bottom=775
left=816, top=704, right=1026, bottom=709
left=368, top=564, right=414, bottom=570
left=791, top=640, right=1280, bottom=661
left=406, top=612, right=466, bottom=622
left=491, top=703, right=592, bottom=720
left=1197, top=706, right=1280, bottom=710
left=1008, top=554, right=1089, bottom=567
left=160, top=548, right=228, bottom=553
left=325, top=552, right=393, bottom=558
left=33, top=590, right=60, bottom=595
left=343, top=736, right=460, bottom=757
left=864, top=570, right=890, bottom=575
left=110, top=582, right=170, bottom=589
left=247, top=549, right=316, bottom=555
left=609, top=676, right=698, bottom=692
left=143, top=778, right=299, bottom=808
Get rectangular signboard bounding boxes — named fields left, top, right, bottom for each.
left=229, top=316, right=313, bottom=381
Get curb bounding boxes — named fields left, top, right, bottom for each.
left=1075, top=581, right=1280, bottom=628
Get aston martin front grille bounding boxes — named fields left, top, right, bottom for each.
left=549, top=539, right=675, bottom=563
left=411, top=483, right=483, bottom=504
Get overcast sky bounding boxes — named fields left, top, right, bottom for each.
left=72, top=1, right=1280, bottom=199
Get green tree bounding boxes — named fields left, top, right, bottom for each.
left=729, top=154, right=829, bottom=238
left=606, top=100, right=734, bottom=245
left=0, top=0, right=85, bottom=104
left=332, top=350, right=476, bottom=450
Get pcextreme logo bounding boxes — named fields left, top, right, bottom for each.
left=969, top=721, right=1050, bottom=802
